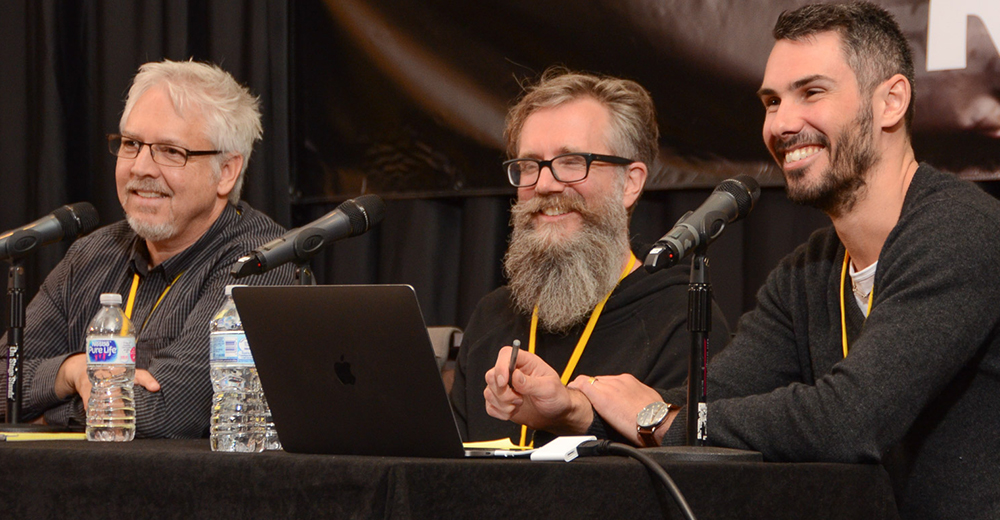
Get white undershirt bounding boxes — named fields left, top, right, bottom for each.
left=849, top=260, right=878, bottom=317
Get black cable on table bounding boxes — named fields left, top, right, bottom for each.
left=577, top=440, right=696, bottom=520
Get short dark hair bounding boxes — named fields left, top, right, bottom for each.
left=773, top=1, right=915, bottom=130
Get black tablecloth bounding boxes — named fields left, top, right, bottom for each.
left=0, top=439, right=898, bottom=519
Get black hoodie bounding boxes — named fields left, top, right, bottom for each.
left=450, top=254, right=731, bottom=443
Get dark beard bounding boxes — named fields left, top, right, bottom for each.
left=503, top=186, right=630, bottom=334
left=783, top=104, right=878, bottom=217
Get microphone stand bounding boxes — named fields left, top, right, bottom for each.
left=643, top=244, right=760, bottom=462
left=4, top=260, right=65, bottom=432
left=293, top=263, right=316, bottom=286
left=686, top=246, right=711, bottom=446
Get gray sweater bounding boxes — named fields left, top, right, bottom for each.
left=663, top=164, right=1000, bottom=520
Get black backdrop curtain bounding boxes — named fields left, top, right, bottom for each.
left=2, top=1, right=993, bottom=333
left=302, top=188, right=834, bottom=331
left=0, top=0, right=290, bottom=315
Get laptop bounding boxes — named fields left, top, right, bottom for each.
left=232, top=284, right=481, bottom=458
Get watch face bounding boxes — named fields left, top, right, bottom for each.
left=637, top=402, right=670, bottom=428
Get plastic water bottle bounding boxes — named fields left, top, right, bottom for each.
left=86, top=293, right=136, bottom=442
left=262, top=393, right=281, bottom=451
left=209, top=285, right=265, bottom=452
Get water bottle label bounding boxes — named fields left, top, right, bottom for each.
left=210, top=332, right=254, bottom=364
left=87, top=337, right=136, bottom=365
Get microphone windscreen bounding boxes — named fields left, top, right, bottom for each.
left=350, top=194, right=386, bottom=234
left=67, top=202, right=101, bottom=235
left=51, top=202, right=100, bottom=238
left=337, top=199, right=370, bottom=236
left=716, top=175, right=760, bottom=220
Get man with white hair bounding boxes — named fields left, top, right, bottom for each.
left=449, top=68, right=729, bottom=444
left=0, top=59, right=293, bottom=438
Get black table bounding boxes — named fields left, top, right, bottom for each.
left=0, top=439, right=898, bottom=519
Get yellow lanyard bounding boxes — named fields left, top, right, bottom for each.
left=839, top=252, right=874, bottom=358
left=517, top=252, right=637, bottom=447
left=124, top=270, right=185, bottom=335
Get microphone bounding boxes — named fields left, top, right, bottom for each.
left=0, top=202, right=101, bottom=261
left=645, top=175, right=760, bottom=272
left=231, top=194, right=386, bottom=278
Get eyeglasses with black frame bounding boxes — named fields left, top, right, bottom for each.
left=107, top=134, right=222, bottom=167
left=503, top=152, right=634, bottom=188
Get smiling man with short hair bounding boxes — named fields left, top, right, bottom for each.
left=545, top=3, right=1000, bottom=518
left=1, top=60, right=294, bottom=437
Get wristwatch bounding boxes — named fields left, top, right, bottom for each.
left=636, top=401, right=677, bottom=448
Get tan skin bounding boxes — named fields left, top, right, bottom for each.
left=44, top=85, right=243, bottom=420
left=758, top=33, right=917, bottom=271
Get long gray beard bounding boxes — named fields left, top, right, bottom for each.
left=504, top=189, right=630, bottom=334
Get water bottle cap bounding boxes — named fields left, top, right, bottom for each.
left=224, top=284, right=248, bottom=297
left=99, top=293, right=122, bottom=306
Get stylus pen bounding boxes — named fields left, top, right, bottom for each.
left=508, top=339, right=521, bottom=390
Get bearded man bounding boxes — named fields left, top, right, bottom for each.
left=448, top=68, right=730, bottom=444
left=487, top=4, right=1000, bottom=518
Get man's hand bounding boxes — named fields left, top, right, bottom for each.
left=135, top=369, right=160, bottom=393
left=484, top=346, right=594, bottom=435
left=54, top=353, right=91, bottom=406
left=55, top=355, right=160, bottom=412
left=569, top=373, right=670, bottom=445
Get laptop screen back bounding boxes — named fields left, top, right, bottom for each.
left=232, top=284, right=465, bottom=458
